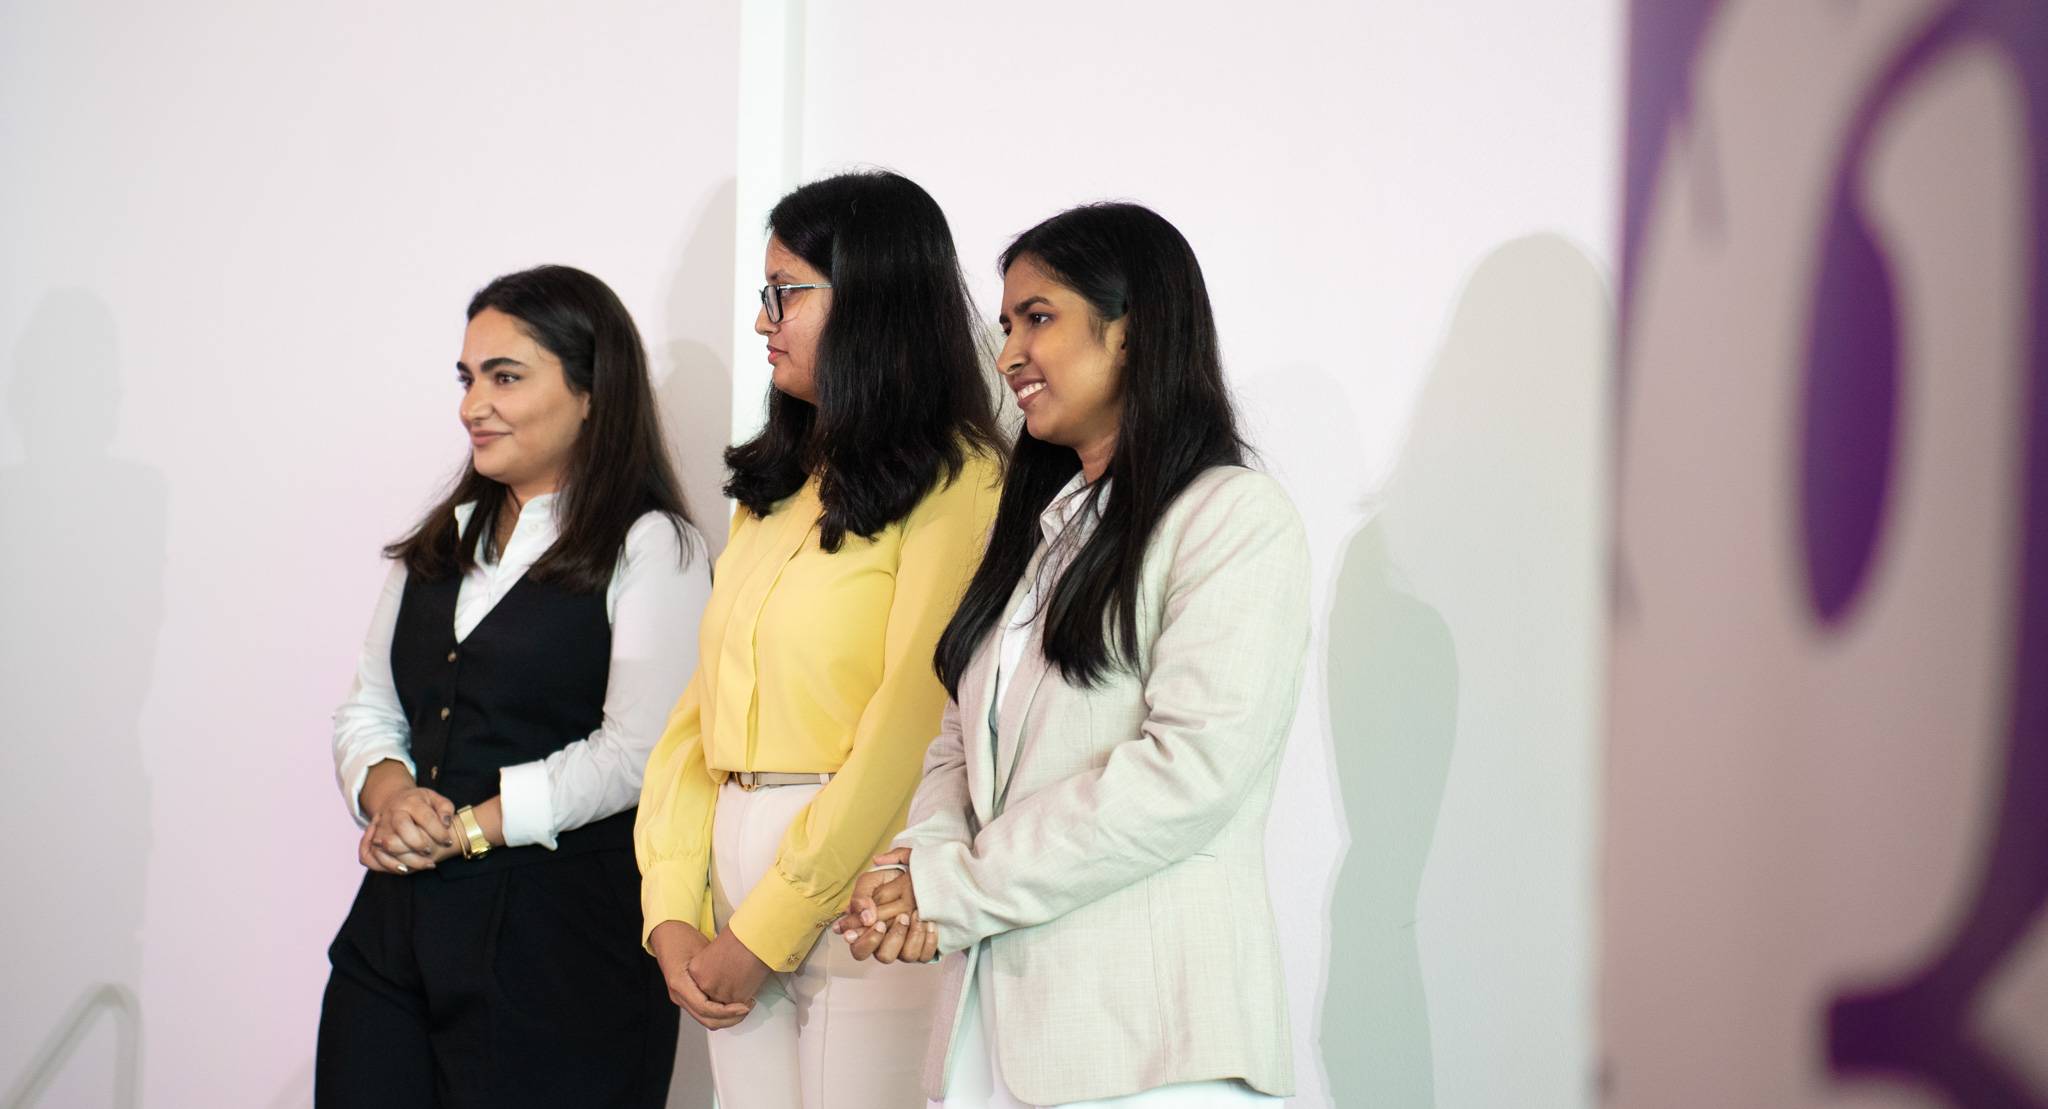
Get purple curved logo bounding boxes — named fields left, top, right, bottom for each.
left=1623, top=1, right=2048, bottom=1102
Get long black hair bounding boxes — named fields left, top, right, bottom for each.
left=385, top=264, right=695, bottom=592
left=723, top=170, right=1000, bottom=550
left=935, top=203, right=1247, bottom=692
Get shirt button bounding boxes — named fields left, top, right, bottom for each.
left=447, top=650, right=458, bottom=662
left=439, top=707, right=451, bottom=720
left=429, top=767, right=439, bottom=780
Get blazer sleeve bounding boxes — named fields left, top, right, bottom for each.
left=909, top=470, right=1311, bottom=953
left=724, top=460, right=1000, bottom=971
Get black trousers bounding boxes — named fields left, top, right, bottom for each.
left=315, top=848, right=678, bottom=1109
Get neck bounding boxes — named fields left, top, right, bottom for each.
left=1074, top=435, right=1115, bottom=484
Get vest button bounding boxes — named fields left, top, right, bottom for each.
left=439, top=707, right=451, bottom=720
left=447, top=649, right=458, bottom=662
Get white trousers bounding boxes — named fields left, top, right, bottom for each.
left=708, top=780, right=941, bottom=1109
left=934, top=942, right=1281, bottom=1109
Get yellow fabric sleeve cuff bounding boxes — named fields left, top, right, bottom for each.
left=640, top=858, right=714, bottom=951
left=726, top=865, right=840, bottom=972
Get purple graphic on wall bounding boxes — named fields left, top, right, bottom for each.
left=1625, top=1, right=2048, bottom=1104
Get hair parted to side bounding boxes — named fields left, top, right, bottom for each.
left=723, top=169, right=1001, bottom=551
left=934, top=202, right=1248, bottom=692
left=385, top=264, right=696, bottom=592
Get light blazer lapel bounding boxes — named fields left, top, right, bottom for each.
left=988, top=547, right=1058, bottom=817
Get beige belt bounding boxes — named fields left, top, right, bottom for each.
left=728, top=770, right=835, bottom=792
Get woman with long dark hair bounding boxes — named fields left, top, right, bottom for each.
left=319, top=264, right=708, bottom=1107
left=840, top=204, right=1310, bottom=1107
left=635, top=170, right=1002, bottom=1107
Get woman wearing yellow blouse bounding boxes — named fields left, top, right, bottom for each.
left=635, top=170, right=1002, bottom=1108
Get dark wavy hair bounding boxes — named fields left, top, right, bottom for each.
left=723, top=170, right=1000, bottom=550
left=935, top=203, right=1247, bottom=692
left=385, top=264, right=695, bottom=593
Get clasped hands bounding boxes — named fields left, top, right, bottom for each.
left=649, top=920, right=768, bottom=1031
left=832, top=847, right=939, bottom=965
left=358, top=763, right=459, bottom=874
left=650, top=847, right=938, bottom=1032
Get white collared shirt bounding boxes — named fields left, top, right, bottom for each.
left=331, top=494, right=711, bottom=848
left=992, top=473, right=1104, bottom=711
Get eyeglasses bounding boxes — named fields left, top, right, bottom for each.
left=758, top=282, right=831, bottom=324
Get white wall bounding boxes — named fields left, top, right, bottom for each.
left=0, top=3, right=738, bottom=1104
left=2, top=2, right=1618, bottom=1106
left=784, top=3, right=1620, bottom=1105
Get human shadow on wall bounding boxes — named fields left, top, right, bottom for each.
left=0, top=289, right=164, bottom=1107
left=1320, top=233, right=1610, bottom=1106
left=1322, top=483, right=1459, bottom=1109
left=654, top=179, right=735, bottom=1109
left=659, top=176, right=739, bottom=568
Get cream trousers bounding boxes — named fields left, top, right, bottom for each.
left=708, top=780, right=940, bottom=1109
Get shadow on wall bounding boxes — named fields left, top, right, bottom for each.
left=656, top=179, right=735, bottom=1109
left=0, top=290, right=164, bottom=1107
left=661, top=176, right=740, bottom=566
left=1320, top=233, right=1609, bottom=1107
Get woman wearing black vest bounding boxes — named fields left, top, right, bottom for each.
left=317, top=265, right=710, bottom=1108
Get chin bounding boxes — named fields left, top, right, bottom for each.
left=770, top=366, right=816, bottom=404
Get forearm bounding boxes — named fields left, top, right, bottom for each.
left=357, top=759, right=416, bottom=820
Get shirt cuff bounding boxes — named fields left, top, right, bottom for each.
left=727, top=865, right=839, bottom=972
left=497, top=761, right=557, bottom=849
left=341, top=747, right=416, bottom=827
left=641, top=859, right=714, bottom=951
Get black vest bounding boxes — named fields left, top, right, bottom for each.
left=390, top=566, right=635, bottom=878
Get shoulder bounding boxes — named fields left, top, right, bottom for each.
left=1159, top=466, right=1305, bottom=541
left=913, top=444, right=1005, bottom=521
left=622, top=509, right=710, bottom=570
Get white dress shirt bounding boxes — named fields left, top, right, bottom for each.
left=953, top=474, right=1277, bottom=1108
left=332, top=495, right=711, bottom=849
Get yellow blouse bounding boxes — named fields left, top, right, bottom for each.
left=635, top=452, right=1002, bottom=970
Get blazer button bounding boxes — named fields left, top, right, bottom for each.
left=447, top=650, right=458, bottom=663
left=439, top=707, right=451, bottom=720
left=429, top=766, right=439, bottom=781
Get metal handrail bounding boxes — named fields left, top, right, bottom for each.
left=1, top=983, right=140, bottom=1109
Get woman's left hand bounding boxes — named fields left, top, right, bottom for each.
left=687, top=929, right=772, bottom=1007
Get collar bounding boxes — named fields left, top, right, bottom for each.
left=1038, top=472, right=1107, bottom=547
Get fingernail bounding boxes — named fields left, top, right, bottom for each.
left=861, top=910, right=875, bottom=926
left=873, top=922, right=887, bottom=934
left=896, top=914, right=909, bottom=926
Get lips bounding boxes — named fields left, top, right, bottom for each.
left=767, top=345, right=785, bottom=364
left=469, top=429, right=507, bottom=447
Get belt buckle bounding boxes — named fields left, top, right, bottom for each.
left=735, top=772, right=759, bottom=792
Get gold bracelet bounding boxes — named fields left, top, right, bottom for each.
left=456, top=805, right=491, bottom=860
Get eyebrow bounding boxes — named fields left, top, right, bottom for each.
left=1000, top=295, right=1052, bottom=323
left=456, top=357, right=528, bottom=373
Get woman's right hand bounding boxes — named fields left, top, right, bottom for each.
left=649, top=920, right=754, bottom=1030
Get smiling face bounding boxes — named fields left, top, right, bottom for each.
left=755, top=234, right=833, bottom=404
left=997, top=254, right=1126, bottom=479
left=457, top=307, right=590, bottom=500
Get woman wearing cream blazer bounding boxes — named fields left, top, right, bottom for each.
left=634, top=171, right=1002, bottom=1108
left=840, top=203, right=1311, bottom=1107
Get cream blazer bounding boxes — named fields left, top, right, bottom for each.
left=899, top=465, right=1311, bottom=1105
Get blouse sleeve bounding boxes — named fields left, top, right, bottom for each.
left=634, top=503, right=745, bottom=947
left=331, top=560, right=416, bottom=826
